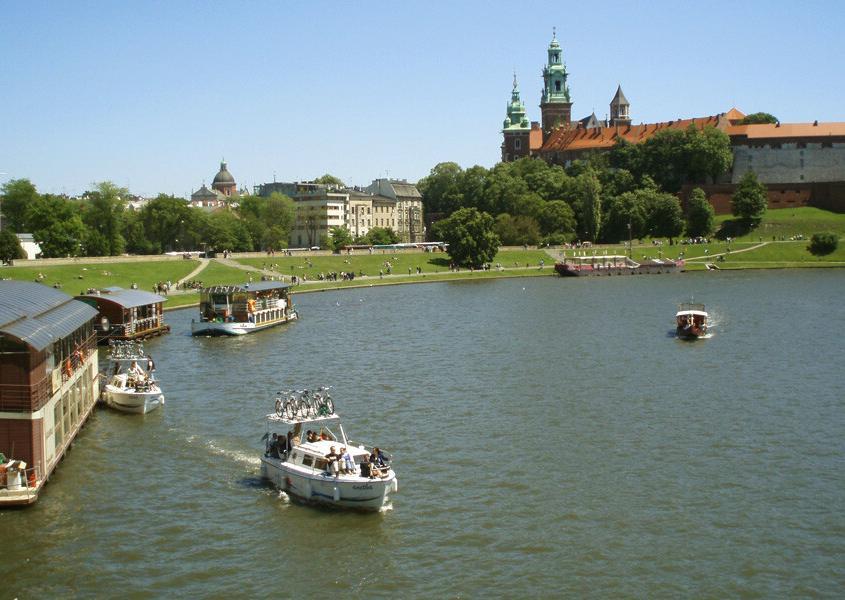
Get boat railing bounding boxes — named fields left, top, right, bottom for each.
left=0, top=464, right=41, bottom=497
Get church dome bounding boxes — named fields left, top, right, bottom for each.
left=212, top=161, right=235, bottom=185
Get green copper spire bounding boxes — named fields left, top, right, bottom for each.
left=541, top=28, right=570, bottom=104
left=503, top=73, right=530, bottom=132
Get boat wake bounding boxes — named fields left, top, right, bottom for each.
left=180, top=432, right=260, bottom=468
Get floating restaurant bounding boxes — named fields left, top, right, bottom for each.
left=76, top=286, right=169, bottom=344
left=0, top=281, right=100, bottom=506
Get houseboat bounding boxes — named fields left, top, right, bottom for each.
left=76, top=287, right=169, bottom=344
left=191, top=281, right=297, bottom=336
left=676, top=302, right=710, bottom=339
left=0, top=281, right=100, bottom=506
left=555, top=254, right=684, bottom=276
left=260, top=390, right=397, bottom=510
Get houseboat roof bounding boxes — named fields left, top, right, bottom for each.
left=77, top=287, right=167, bottom=308
left=202, top=281, right=292, bottom=294
left=0, top=281, right=98, bottom=351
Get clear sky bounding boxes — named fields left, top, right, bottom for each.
left=2, top=0, right=843, bottom=198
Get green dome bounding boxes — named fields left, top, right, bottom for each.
left=213, top=161, right=235, bottom=185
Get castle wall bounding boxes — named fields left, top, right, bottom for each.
left=732, top=142, right=845, bottom=184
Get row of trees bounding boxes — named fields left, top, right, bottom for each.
left=423, top=124, right=774, bottom=267
left=0, top=179, right=297, bottom=258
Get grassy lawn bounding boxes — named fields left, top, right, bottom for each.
left=715, top=207, right=845, bottom=242
left=233, top=249, right=554, bottom=280
left=191, top=260, right=258, bottom=286
left=0, top=259, right=200, bottom=294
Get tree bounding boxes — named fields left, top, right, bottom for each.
left=573, top=170, right=602, bottom=241
left=0, top=178, right=39, bottom=232
left=418, top=162, right=463, bottom=215
left=366, top=227, right=399, bottom=245
left=140, top=195, right=204, bottom=252
left=313, top=174, right=345, bottom=186
left=685, top=188, right=715, bottom=237
left=80, top=181, right=127, bottom=256
left=685, top=126, right=733, bottom=183
left=808, top=232, right=838, bottom=256
left=0, top=228, right=26, bottom=263
left=431, top=207, right=499, bottom=268
left=643, top=190, right=685, bottom=243
left=537, top=200, right=576, bottom=237
left=639, top=128, right=688, bottom=192
left=731, top=170, right=768, bottom=221
left=26, top=194, right=87, bottom=257
left=739, top=112, right=778, bottom=125
left=609, top=139, right=642, bottom=177
left=601, top=191, right=647, bottom=243
left=329, top=226, right=353, bottom=252
left=493, top=214, right=540, bottom=245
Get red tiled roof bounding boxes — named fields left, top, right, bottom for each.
left=725, top=107, right=746, bottom=123
left=727, top=122, right=845, bottom=140
left=529, top=123, right=543, bottom=151
left=540, top=114, right=725, bottom=153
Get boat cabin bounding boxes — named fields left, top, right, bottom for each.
left=1, top=281, right=100, bottom=506
left=76, top=287, right=168, bottom=344
left=198, top=281, right=294, bottom=326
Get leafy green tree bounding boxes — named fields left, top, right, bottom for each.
left=573, top=170, right=602, bottom=241
left=312, top=174, right=345, bottom=186
left=122, top=209, right=156, bottom=254
left=431, top=207, right=499, bottom=268
left=609, top=139, right=643, bottom=177
left=482, top=163, right=529, bottom=215
left=643, top=189, right=685, bottom=243
left=685, top=126, right=733, bottom=183
left=639, top=128, right=688, bottom=192
left=80, top=181, right=127, bottom=255
left=418, top=162, right=463, bottom=215
left=329, top=226, right=353, bottom=252
left=455, top=165, right=488, bottom=213
left=685, top=187, right=715, bottom=237
left=808, top=232, right=838, bottom=256
left=26, top=194, right=87, bottom=257
left=731, top=170, right=768, bottom=221
left=140, top=195, right=205, bottom=252
left=602, top=191, right=647, bottom=243
left=537, top=200, right=576, bottom=237
left=366, top=227, right=399, bottom=245
left=0, top=228, right=26, bottom=263
left=263, top=225, right=289, bottom=252
left=493, top=213, right=540, bottom=245
left=0, top=178, right=39, bottom=232
left=238, top=192, right=294, bottom=251
left=739, top=112, right=778, bottom=125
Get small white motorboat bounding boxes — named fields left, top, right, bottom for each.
left=260, top=388, right=397, bottom=510
left=101, top=342, right=164, bottom=414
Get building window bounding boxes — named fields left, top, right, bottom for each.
left=798, top=142, right=806, bottom=149
left=555, top=81, right=561, bottom=92
left=822, top=142, right=833, bottom=148
left=514, top=139, right=522, bottom=150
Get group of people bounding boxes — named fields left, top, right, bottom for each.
left=324, top=445, right=388, bottom=479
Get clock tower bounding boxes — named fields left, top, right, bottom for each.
left=540, top=28, right=572, bottom=142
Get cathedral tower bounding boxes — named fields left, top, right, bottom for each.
left=501, top=74, right=532, bottom=162
left=540, top=28, right=572, bottom=142
left=610, top=85, right=632, bottom=127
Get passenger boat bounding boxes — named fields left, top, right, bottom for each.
left=675, top=302, right=709, bottom=339
left=191, top=281, right=297, bottom=336
left=260, top=389, right=398, bottom=510
left=76, top=287, right=169, bottom=344
left=555, top=254, right=684, bottom=276
left=101, top=341, right=164, bottom=414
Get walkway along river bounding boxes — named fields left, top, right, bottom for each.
left=2, top=270, right=844, bottom=597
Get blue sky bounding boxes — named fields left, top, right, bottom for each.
left=1, top=0, right=842, bottom=197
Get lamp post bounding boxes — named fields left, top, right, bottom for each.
left=627, top=221, right=632, bottom=259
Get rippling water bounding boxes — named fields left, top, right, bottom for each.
left=3, top=270, right=844, bottom=597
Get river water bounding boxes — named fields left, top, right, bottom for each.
left=2, top=270, right=844, bottom=597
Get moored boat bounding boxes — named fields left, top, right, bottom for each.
left=191, top=281, right=297, bottom=336
left=101, top=341, right=164, bottom=414
left=260, top=388, right=397, bottom=510
left=675, top=302, right=709, bottom=339
left=555, top=254, right=684, bottom=276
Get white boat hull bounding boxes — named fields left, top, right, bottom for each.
left=191, top=312, right=297, bottom=336
left=103, top=386, right=165, bottom=414
left=260, top=456, right=397, bottom=510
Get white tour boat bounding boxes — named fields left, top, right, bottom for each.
left=191, top=281, right=297, bottom=336
left=101, top=341, right=164, bottom=414
left=260, top=389, right=397, bottom=510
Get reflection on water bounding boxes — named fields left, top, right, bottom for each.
left=3, top=270, right=845, bottom=596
